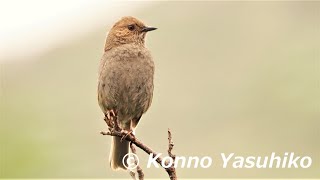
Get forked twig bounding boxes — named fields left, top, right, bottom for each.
left=101, top=110, right=177, bottom=180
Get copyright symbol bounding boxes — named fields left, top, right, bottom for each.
left=123, top=153, right=139, bottom=170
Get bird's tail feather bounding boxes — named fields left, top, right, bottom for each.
left=109, top=136, right=129, bottom=170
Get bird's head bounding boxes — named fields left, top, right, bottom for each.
left=104, top=16, right=157, bottom=51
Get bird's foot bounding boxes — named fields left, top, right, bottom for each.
left=120, top=130, right=134, bottom=142
left=104, top=115, right=114, bottom=129
left=106, top=109, right=116, bottom=120
left=104, top=109, right=121, bottom=131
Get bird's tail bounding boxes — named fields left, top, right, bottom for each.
left=109, top=136, right=129, bottom=170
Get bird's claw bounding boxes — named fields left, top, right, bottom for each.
left=120, top=130, right=134, bottom=142
left=106, top=109, right=116, bottom=120
left=103, top=110, right=134, bottom=141
left=104, top=109, right=117, bottom=128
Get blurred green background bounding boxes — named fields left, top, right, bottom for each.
left=0, top=1, right=319, bottom=179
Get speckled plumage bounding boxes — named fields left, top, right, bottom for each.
left=97, top=16, right=156, bottom=170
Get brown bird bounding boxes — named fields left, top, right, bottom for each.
left=98, top=16, right=156, bottom=170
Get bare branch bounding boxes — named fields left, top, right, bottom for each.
left=101, top=110, right=177, bottom=180
left=100, top=130, right=177, bottom=179
left=166, top=129, right=177, bottom=180
left=130, top=143, right=144, bottom=180
left=129, top=171, right=136, bottom=180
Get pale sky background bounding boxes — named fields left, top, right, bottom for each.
left=0, top=0, right=150, bottom=62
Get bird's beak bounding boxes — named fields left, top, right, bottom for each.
left=141, top=26, right=157, bottom=32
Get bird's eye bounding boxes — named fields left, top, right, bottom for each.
left=128, top=24, right=135, bottom=31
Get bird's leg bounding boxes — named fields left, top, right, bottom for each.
left=105, top=109, right=118, bottom=130
left=106, top=109, right=116, bottom=122
left=120, top=130, right=134, bottom=142
left=104, top=115, right=112, bottom=129
left=120, top=120, right=136, bottom=142
left=105, top=110, right=134, bottom=141
left=110, top=109, right=116, bottom=117
left=113, top=116, right=121, bottom=132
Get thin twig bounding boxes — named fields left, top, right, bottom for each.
left=100, top=130, right=177, bottom=179
left=129, top=171, right=136, bottom=180
left=130, top=143, right=144, bottom=180
left=166, top=129, right=177, bottom=180
left=168, top=128, right=175, bottom=160
left=102, top=110, right=177, bottom=180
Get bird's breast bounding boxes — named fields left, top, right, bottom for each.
left=98, top=44, right=154, bottom=120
